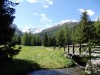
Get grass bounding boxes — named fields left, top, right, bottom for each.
left=16, top=46, right=73, bottom=68
left=0, top=46, right=73, bottom=75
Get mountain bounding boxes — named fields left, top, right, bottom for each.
left=22, top=27, right=42, bottom=34
left=36, top=21, right=79, bottom=38
left=12, top=24, right=23, bottom=35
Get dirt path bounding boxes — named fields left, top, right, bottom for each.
left=27, top=66, right=82, bottom=75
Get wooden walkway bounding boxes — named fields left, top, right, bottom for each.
left=64, top=44, right=100, bottom=57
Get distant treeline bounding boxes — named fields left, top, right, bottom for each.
left=14, top=11, right=100, bottom=47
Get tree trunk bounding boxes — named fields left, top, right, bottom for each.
left=79, top=43, right=81, bottom=55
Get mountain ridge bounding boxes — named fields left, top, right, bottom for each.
left=35, top=21, right=79, bottom=38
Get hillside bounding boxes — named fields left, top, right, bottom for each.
left=36, top=22, right=79, bottom=38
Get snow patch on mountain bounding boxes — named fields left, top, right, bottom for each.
left=53, top=20, right=78, bottom=27
left=22, top=26, right=43, bottom=34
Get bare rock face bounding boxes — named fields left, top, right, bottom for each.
left=85, top=59, right=100, bottom=75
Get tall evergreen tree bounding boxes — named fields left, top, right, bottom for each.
left=21, top=32, right=29, bottom=45
left=27, top=33, right=33, bottom=46
left=73, top=10, right=96, bottom=55
left=48, top=35, right=52, bottom=46
left=56, top=29, right=65, bottom=47
left=51, top=36, right=56, bottom=46
left=64, top=26, right=72, bottom=45
left=43, top=32, right=48, bottom=46
left=17, top=35, right=21, bottom=45
left=74, top=10, right=95, bottom=43
left=36, top=36, right=41, bottom=46
left=0, top=0, right=20, bottom=61
left=94, top=18, right=100, bottom=45
left=13, top=34, right=21, bottom=45
left=31, top=36, right=36, bottom=46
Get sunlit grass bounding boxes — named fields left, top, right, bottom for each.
left=15, top=46, right=73, bottom=68
left=0, top=46, right=73, bottom=75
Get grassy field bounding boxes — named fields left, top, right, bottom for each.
left=0, top=46, right=73, bottom=75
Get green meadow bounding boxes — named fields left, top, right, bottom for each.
left=0, top=46, right=73, bottom=75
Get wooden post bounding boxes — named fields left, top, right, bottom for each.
left=73, top=42, right=74, bottom=54
left=68, top=44, right=69, bottom=54
left=79, top=43, right=81, bottom=55
left=64, top=45, right=65, bottom=53
left=89, top=45, right=93, bottom=75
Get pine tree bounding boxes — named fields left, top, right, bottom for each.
left=64, top=26, right=72, bottom=45
left=0, top=0, right=20, bottom=62
left=17, top=35, right=21, bottom=45
left=21, top=32, right=29, bottom=46
left=74, top=10, right=95, bottom=43
left=56, top=29, right=65, bottom=47
left=94, top=19, right=100, bottom=45
left=48, top=35, right=52, bottom=46
left=28, top=33, right=33, bottom=46
left=74, top=10, right=96, bottom=55
left=36, top=36, right=41, bottom=46
left=31, top=36, right=36, bottom=46
left=51, top=36, right=56, bottom=46
left=43, top=32, right=48, bottom=46
left=13, top=34, right=21, bottom=45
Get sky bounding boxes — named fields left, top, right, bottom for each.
left=11, top=0, right=100, bottom=32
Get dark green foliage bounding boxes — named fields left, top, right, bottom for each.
left=31, top=36, right=36, bottom=46
left=36, top=22, right=78, bottom=39
left=0, top=41, right=21, bottom=63
left=0, top=0, right=15, bottom=45
left=36, top=36, right=41, bottom=46
left=94, top=20, right=100, bottom=45
left=0, top=0, right=20, bottom=62
left=21, top=32, right=29, bottom=46
left=73, top=11, right=95, bottom=44
left=64, top=26, right=72, bottom=45
left=48, top=35, right=53, bottom=46
left=13, top=34, right=21, bottom=45
left=21, top=32, right=42, bottom=46
left=51, top=37, right=56, bottom=46
left=43, top=32, right=48, bottom=46
left=56, top=29, right=65, bottom=47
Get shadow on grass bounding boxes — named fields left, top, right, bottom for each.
left=0, top=59, right=41, bottom=75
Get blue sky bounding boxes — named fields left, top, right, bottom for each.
left=12, top=0, right=100, bottom=32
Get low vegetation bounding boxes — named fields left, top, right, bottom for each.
left=0, top=46, right=73, bottom=75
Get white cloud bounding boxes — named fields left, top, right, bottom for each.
left=40, top=14, right=52, bottom=23
left=33, top=13, right=52, bottom=28
left=27, top=0, right=39, bottom=3
left=17, top=0, right=53, bottom=8
left=78, top=9, right=95, bottom=16
left=33, top=13, right=38, bottom=16
left=48, top=1, right=53, bottom=5
left=44, top=0, right=53, bottom=5
left=42, top=0, right=53, bottom=8
left=43, top=5, right=49, bottom=8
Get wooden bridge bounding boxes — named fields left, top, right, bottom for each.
left=64, top=43, right=100, bottom=57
